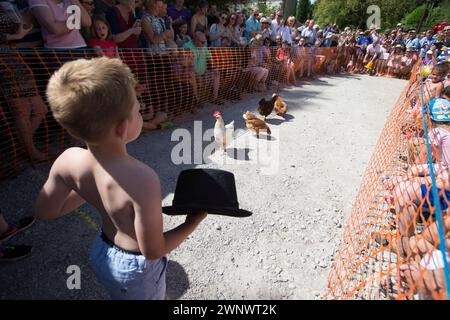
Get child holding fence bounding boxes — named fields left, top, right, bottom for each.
left=88, top=16, right=119, bottom=59
left=385, top=86, right=450, bottom=238
left=35, top=58, right=207, bottom=299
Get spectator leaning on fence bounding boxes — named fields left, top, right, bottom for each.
left=29, top=0, right=91, bottom=49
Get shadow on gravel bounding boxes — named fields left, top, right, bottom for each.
left=166, top=260, right=190, bottom=299
left=227, top=148, right=251, bottom=161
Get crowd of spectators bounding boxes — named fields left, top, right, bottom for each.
left=1, top=0, right=450, bottom=296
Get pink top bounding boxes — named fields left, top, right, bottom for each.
left=430, top=127, right=450, bottom=169
left=29, top=0, right=86, bottom=49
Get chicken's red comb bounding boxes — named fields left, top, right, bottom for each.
left=213, top=111, right=221, bottom=117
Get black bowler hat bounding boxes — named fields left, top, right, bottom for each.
left=162, top=169, right=253, bottom=217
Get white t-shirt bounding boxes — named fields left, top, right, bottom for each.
left=367, top=43, right=381, bottom=55
left=280, top=25, right=292, bottom=44
left=271, top=19, right=283, bottom=41
left=420, top=250, right=450, bottom=270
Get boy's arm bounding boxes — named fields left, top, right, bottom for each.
left=35, top=153, right=85, bottom=220
left=133, top=171, right=206, bottom=260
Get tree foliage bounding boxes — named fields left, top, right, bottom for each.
left=313, top=0, right=416, bottom=30
left=296, top=0, right=311, bottom=23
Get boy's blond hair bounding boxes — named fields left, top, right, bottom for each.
left=46, top=58, right=137, bottom=143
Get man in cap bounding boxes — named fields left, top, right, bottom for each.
left=420, top=29, right=436, bottom=58
left=245, top=8, right=261, bottom=41
left=260, top=17, right=272, bottom=41
left=405, top=29, right=420, bottom=52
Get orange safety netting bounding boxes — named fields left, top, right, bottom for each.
left=0, top=47, right=413, bottom=180
left=326, top=61, right=450, bottom=300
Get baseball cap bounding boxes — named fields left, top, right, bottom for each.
left=430, top=98, right=450, bottom=122
left=427, top=49, right=433, bottom=54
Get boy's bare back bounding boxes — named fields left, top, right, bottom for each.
left=45, top=147, right=162, bottom=252
left=36, top=58, right=206, bottom=261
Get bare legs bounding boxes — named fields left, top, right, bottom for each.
left=9, top=95, right=47, bottom=161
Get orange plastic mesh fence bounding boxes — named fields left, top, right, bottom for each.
left=326, top=61, right=450, bottom=300
left=0, top=47, right=413, bottom=179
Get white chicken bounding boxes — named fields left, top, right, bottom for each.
left=213, top=111, right=234, bottom=152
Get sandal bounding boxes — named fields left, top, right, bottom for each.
left=0, top=216, right=36, bottom=243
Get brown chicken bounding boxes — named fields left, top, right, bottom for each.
left=243, top=111, right=272, bottom=138
left=257, top=94, right=277, bottom=119
left=273, top=94, right=288, bottom=115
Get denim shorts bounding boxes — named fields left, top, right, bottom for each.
left=90, top=231, right=167, bottom=300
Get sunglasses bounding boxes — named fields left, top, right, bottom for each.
left=221, top=16, right=227, bottom=19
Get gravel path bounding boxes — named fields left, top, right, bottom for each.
left=0, top=74, right=406, bottom=299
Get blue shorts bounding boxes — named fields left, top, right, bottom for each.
left=420, top=184, right=450, bottom=210
left=90, top=231, right=167, bottom=300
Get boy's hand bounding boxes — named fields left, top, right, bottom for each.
left=185, top=212, right=207, bottom=225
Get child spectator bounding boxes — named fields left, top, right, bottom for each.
left=88, top=16, right=119, bottom=59
left=175, top=21, right=191, bottom=47
left=245, top=37, right=268, bottom=92
left=387, top=86, right=450, bottom=237
left=276, top=41, right=296, bottom=86
left=425, top=62, right=449, bottom=103
left=423, top=49, right=437, bottom=67
left=37, top=58, right=207, bottom=299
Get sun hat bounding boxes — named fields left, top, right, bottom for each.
left=260, top=17, right=271, bottom=24
left=162, top=169, right=253, bottom=217
left=429, top=98, right=450, bottom=122
left=427, top=49, right=434, bottom=54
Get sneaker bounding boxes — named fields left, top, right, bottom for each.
left=0, top=245, right=33, bottom=262
left=0, top=216, right=36, bottom=243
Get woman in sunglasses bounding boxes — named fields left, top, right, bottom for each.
left=209, top=12, right=229, bottom=47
